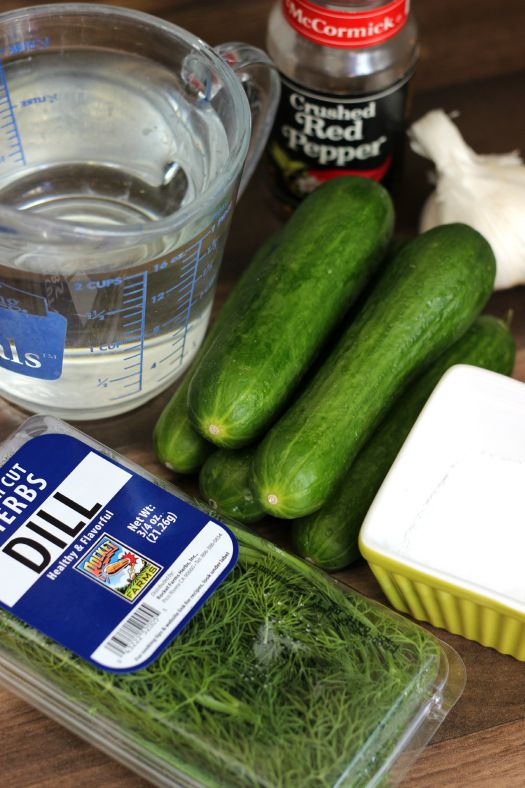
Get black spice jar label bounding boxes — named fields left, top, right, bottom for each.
left=268, top=73, right=412, bottom=202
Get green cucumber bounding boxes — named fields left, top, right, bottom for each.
left=199, top=449, right=265, bottom=524
left=292, top=315, right=515, bottom=569
left=153, top=232, right=281, bottom=473
left=195, top=240, right=418, bottom=524
left=188, top=177, right=394, bottom=449
left=252, top=224, right=496, bottom=519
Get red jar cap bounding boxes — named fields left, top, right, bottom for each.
left=282, top=0, right=410, bottom=49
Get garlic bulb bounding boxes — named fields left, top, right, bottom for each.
left=409, top=110, right=525, bottom=290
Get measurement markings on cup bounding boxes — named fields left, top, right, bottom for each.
left=108, top=272, right=148, bottom=401
left=0, top=37, right=52, bottom=167
left=0, top=60, right=25, bottom=167
left=157, top=237, right=204, bottom=382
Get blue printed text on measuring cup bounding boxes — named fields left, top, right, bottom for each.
left=0, top=284, right=66, bottom=379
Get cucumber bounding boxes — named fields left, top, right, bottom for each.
left=153, top=232, right=281, bottom=473
left=188, top=177, right=394, bottom=449
left=197, top=232, right=484, bottom=516
left=292, top=315, right=515, bottom=569
left=199, top=449, right=266, bottom=524
left=251, top=224, right=496, bottom=519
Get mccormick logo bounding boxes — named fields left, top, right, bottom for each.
left=75, top=534, right=161, bottom=603
left=282, top=0, right=409, bottom=49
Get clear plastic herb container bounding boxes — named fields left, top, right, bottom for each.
left=0, top=416, right=465, bottom=787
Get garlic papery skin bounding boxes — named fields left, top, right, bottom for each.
left=409, top=110, right=525, bottom=290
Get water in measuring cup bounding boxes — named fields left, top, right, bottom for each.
left=0, top=48, right=232, bottom=418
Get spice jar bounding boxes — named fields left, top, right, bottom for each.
left=266, top=0, right=418, bottom=206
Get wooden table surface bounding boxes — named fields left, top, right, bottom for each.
left=1, top=0, right=525, bottom=785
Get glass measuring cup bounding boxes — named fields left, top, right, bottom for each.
left=0, top=3, right=280, bottom=419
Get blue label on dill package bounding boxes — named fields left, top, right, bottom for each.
left=0, top=433, right=238, bottom=673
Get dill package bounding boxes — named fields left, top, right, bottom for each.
left=0, top=417, right=465, bottom=787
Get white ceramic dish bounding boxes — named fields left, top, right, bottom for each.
left=360, top=365, right=525, bottom=660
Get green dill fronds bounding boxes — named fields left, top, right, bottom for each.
left=0, top=526, right=440, bottom=787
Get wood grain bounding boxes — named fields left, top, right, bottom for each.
left=1, top=0, right=525, bottom=786
left=406, top=720, right=525, bottom=787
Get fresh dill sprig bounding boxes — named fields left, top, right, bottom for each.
left=0, top=525, right=440, bottom=787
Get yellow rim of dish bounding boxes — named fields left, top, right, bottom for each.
left=359, top=541, right=525, bottom=624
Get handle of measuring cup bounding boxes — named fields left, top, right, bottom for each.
left=215, top=43, right=280, bottom=198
